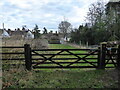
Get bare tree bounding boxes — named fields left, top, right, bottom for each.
left=86, top=1, right=106, bottom=26
left=58, top=21, right=72, bottom=38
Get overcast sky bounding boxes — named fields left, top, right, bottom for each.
left=0, top=0, right=109, bottom=32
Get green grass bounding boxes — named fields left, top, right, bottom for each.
left=2, top=68, right=118, bottom=88
left=2, top=44, right=118, bottom=88
left=49, top=44, right=77, bottom=49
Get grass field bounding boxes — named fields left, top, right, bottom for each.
left=2, top=44, right=119, bottom=88
left=49, top=44, right=77, bottom=49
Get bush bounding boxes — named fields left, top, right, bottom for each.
left=30, top=39, right=48, bottom=49
left=2, top=38, right=48, bottom=49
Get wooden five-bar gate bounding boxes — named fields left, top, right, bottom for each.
left=1, top=44, right=120, bottom=70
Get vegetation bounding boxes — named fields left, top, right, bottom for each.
left=33, top=24, right=41, bottom=39
left=2, top=38, right=48, bottom=49
left=49, top=44, right=75, bottom=49
left=70, top=1, right=120, bottom=45
left=43, top=27, right=48, bottom=34
left=2, top=67, right=118, bottom=88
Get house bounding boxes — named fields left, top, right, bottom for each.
left=0, top=29, right=10, bottom=38
left=41, top=32, right=72, bottom=44
left=42, top=32, right=61, bottom=44
left=9, top=30, right=26, bottom=38
left=48, top=34, right=60, bottom=44
left=0, top=28, right=34, bottom=39
left=106, top=0, right=120, bottom=15
left=1, top=29, right=10, bottom=38
left=26, top=30, right=34, bottom=39
left=105, top=0, right=120, bottom=41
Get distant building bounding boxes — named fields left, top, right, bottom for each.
left=1, top=29, right=10, bottom=38
left=106, top=0, right=120, bottom=15
left=42, top=33, right=61, bottom=44
left=48, top=34, right=60, bottom=44
left=26, top=30, right=34, bottom=39
left=0, top=29, right=34, bottom=39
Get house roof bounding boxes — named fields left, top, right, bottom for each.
left=109, top=0, right=120, bottom=2
left=8, top=30, right=27, bottom=36
left=0, top=29, right=10, bottom=37
left=0, top=28, right=34, bottom=38
left=106, top=0, right=120, bottom=8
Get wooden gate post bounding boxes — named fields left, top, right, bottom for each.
left=98, top=44, right=106, bottom=69
left=97, top=47, right=101, bottom=69
left=117, top=45, right=120, bottom=69
left=24, top=44, right=32, bottom=70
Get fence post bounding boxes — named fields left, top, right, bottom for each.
left=117, top=45, right=120, bottom=69
left=24, top=44, right=32, bottom=70
left=97, top=47, right=101, bottom=69
left=98, top=44, right=106, bottom=69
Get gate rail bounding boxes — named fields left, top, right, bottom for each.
left=31, top=48, right=98, bottom=69
left=1, top=44, right=120, bottom=70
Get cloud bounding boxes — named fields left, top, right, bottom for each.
left=0, top=0, right=110, bottom=31
left=68, top=6, right=88, bottom=26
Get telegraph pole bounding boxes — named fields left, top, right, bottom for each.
left=3, top=23, right=4, bottom=29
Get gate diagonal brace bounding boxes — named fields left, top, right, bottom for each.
left=66, top=50, right=97, bottom=67
left=105, top=51, right=117, bottom=67
left=81, top=57, right=97, bottom=67
left=33, top=50, right=65, bottom=67
left=80, top=50, right=97, bottom=67
left=32, top=51, right=48, bottom=66
left=47, top=50, right=65, bottom=67
left=65, top=50, right=82, bottom=67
